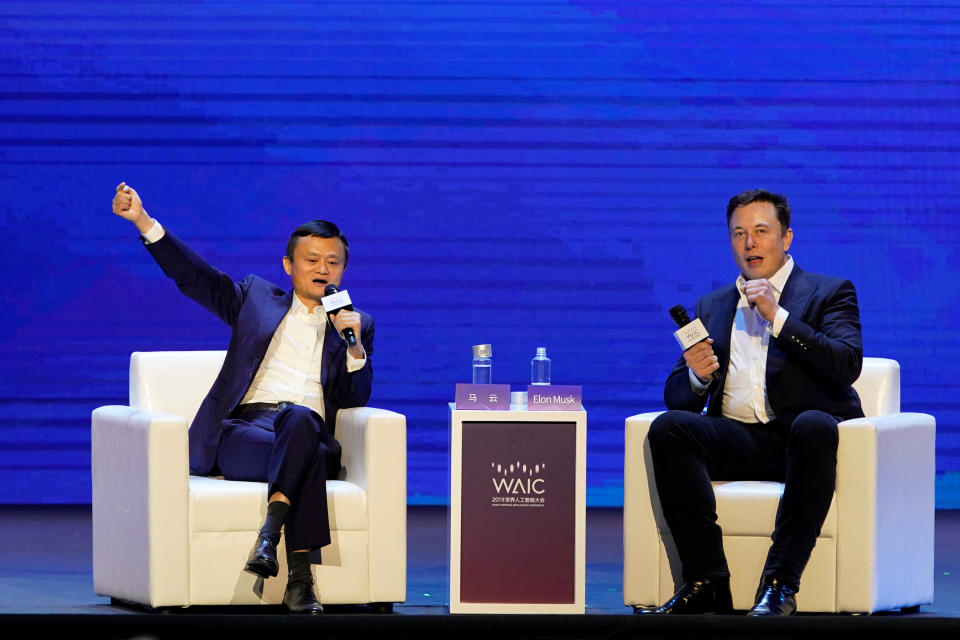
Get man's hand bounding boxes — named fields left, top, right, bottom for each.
left=329, top=310, right=365, bottom=358
left=113, top=182, right=154, bottom=234
left=684, top=338, right=718, bottom=383
left=742, top=278, right=780, bottom=322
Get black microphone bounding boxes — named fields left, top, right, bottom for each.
left=669, top=304, right=719, bottom=384
left=668, top=304, right=692, bottom=329
left=322, top=284, right=358, bottom=347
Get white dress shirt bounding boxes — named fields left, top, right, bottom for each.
left=690, top=255, right=794, bottom=424
left=142, top=219, right=365, bottom=422
left=242, top=295, right=327, bottom=419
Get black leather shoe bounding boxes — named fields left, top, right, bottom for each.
left=634, top=578, right=733, bottom=615
left=283, top=550, right=324, bottom=615
left=244, top=532, right=280, bottom=579
left=283, top=577, right=324, bottom=614
left=747, top=576, right=797, bottom=616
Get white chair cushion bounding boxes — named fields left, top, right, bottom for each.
left=189, top=476, right=368, bottom=533
left=713, top=481, right=837, bottom=537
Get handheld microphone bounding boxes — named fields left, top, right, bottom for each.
left=321, top=284, right=358, bottom=347
left=668, top=304, right=719, bottom=384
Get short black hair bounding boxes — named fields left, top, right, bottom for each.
left=726, top=189, right=791, bottom=235
left=285, top=220, right=349, bottom=266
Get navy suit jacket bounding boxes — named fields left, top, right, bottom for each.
left=663, top=265, right=864, bottom=428
left=145, top=231, right=374, bottom=475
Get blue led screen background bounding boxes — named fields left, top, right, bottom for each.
left=1, top=1, right=958, bottom=505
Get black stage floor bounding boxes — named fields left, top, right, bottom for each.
left=1, top=506, right=958, bottom=639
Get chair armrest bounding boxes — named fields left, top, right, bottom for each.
left=835, top=412, right=936, bottom=612
left=91, top=405, right=191, bottom=607
left=336, top=406, right=407, bottom=603
left=623, top=411, right=666, bottom=606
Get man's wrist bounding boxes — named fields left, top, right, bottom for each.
left=771, top=306, right=789, bottom=337
left=688, top=368, right=710, bottom=394
left=132, top=210, right=152, bottom=233
left=345, top=347, right=366, bottom=372
left=140, top=217, right=165, bottom=244
left=347, top=344, right=365, bottom=359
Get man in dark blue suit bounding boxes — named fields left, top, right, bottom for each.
left=112, top=182, right=374, bottom=614
left=638, top=189, right=864, bottom=616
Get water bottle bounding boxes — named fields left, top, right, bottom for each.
left=530, top=346, right=551, bottom=385
left=472, top=344, right=492, bottom=384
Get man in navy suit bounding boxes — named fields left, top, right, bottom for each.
left=638, top=189, right=864, bottom=616
left=112, top=182, right=373, bottom=615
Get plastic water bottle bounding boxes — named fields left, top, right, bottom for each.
left=530, top=346, right=551, bottom=385
left=472, top=344, right=492, bottom=384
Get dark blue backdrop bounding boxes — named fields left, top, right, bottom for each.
left=1, top=1, right=958, bottom=506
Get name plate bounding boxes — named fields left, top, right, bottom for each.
left=526, top=385, right=582, bottom=411
left=456, top=383, right=511, bottom=410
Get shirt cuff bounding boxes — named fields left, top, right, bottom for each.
left=346, top=350, right=366, bottom=373
left=771, top=307, right=790, bottom=338
left=141, top=219, right=165, bottom=244
left=688, top=368, right=710, bottom=395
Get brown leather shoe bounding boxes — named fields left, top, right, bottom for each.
left=634, top=578, right=733, bottom=615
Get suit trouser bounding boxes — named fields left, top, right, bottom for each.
left=215, top=405, right=341, bottom=564
left=647, top=409, right=838, bottom=588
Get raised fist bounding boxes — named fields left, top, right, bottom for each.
left=112, top=181, right=145, bottom=222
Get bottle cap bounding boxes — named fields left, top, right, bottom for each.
left=536, top=346, right=547, bottom=356
left=472, top=344, right=492, bottom=358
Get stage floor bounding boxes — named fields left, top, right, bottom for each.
left=1, top=506, right=958, bottom=637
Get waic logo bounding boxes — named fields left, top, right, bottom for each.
left=489, top=460, right=547, bottom=507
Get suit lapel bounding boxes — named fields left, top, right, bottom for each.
left=250, top=290, right=294, bottom=364
left=777, top=265, right=812, bottom=317
left=766, top=264, right=811, bottom=377
left=321, top=321, right=343, bottom=387
left=707, top=285, right=740, bottom=373
left=698, top=286, right=738, bottom=413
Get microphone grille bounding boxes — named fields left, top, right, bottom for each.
left=323, top=284, right=339, bottom=296
left=669, top=304, right=691, bottom=327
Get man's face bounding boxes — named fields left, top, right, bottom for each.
left=728, top=200, right=793, bottom=280
left=282, top=235, right=347, bottom=306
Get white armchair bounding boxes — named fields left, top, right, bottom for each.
left=623, top=357, right=935, bottom=613
left=92, top=351, right=407, bottom=609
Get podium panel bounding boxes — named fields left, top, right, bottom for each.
left=449, top=404, right=586, bottom=614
